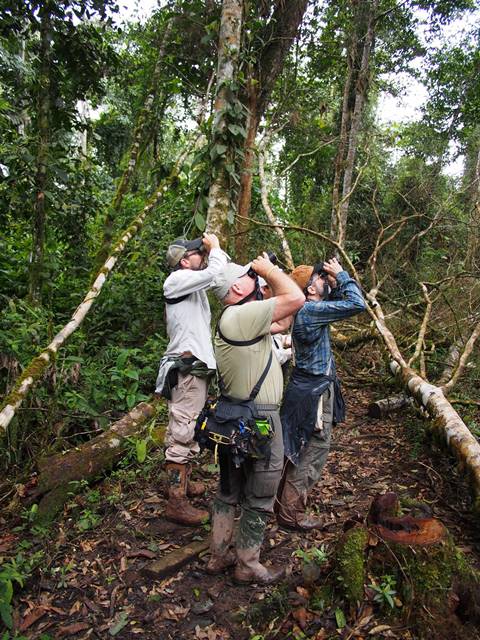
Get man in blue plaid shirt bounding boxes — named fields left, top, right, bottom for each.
left=276, top=258, right=366, bottom=530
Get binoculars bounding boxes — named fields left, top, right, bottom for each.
left=248, top=252, right=277, bottom=278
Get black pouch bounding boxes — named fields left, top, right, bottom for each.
left=194, top=316, right=275, bottom=466
left=194, top=395, right=274, bottom=466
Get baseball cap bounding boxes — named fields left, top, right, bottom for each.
left=166, top=237, right=204, bottom=268
left=211, top=262, right=252, bottom=300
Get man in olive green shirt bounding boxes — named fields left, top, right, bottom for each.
left=206, top=254, right=304, bottom=585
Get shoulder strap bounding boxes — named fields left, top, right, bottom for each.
left=164, top=293, right=190, bottom=305
left=217, top=349, right=273, bottom=401
left=248, top=350, right=273, bottom=400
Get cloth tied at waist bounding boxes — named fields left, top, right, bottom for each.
left=281, top=366, right=345, bottom=465
left=155, top=355, right=215, bottom=399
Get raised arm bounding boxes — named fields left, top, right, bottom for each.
left=164, top=233, right=228, bottom=298
left=251, top=253, right=305, bottom=322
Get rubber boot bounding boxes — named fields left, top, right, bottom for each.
left=205, top=498, right=236, bottom=575
left=233, top=507, right=284, bottom=585
left=164, top=462, right=209, bottom=526
left=276, top=478, right=324, bottom=531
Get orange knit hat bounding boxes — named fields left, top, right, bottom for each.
left=290, top=265, right=314, bottom=291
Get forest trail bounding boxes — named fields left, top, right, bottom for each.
left=3, top=380, right=479, bottom=640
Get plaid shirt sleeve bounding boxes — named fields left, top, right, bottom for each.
left=295, top=271, right=366, bottom=341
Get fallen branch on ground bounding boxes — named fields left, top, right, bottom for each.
left=28, top=400, right=163, bottom=521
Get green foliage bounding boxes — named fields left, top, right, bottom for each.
left=292, top=544, right=328, bottom=565
left=0, top=551, right=44, bottom=629
left=368, top=574, right=398, bottom=609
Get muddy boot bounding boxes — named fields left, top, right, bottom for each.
left=277, top=479, right=324, bottom=531
left=185, top=464, right=206, bottom=498
left=164, top=462, right=209, bottom=526
left=233, top=507, right=284, bottom=585
left=205, top=498, right=236, bottom=575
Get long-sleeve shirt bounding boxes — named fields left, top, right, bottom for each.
left=292, top=270, right=366, bottom=375
left=163, top=247, right=228, bottom=370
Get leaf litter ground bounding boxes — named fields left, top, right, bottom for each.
left=1, top=373, right=480, bottom=640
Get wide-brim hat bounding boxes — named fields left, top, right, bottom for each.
left=290, top=265, right=314, bottom=291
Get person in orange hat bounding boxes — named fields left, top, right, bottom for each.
left=276, top=257, right=366, bottom=530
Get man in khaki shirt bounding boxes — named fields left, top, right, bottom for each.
left=206, top=253, right=304, bottom=585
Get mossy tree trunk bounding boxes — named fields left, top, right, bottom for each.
left=330, top=0, right=378, bottom=249
left=206, top=0, right=243, bottom=241
left=29, top=5, right=52, bottom=305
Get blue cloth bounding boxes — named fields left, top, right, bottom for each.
left=281, top=270, right=365, bottom=463
left=292, top=270, right=366, bottom=375
left=281, top=368, right=331, bottom=465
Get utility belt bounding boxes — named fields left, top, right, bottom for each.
left=193, top=308, right=275, bottom=469
left=194, top=393, right=275, bottom=468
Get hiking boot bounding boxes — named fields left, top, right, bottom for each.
left=276, top=479, right=324, bottom=531
left=187, top=479, right=206, bottom=498
left=205, top=499, right=236, bottom=575
left=164, top=462, right=209, bottom=526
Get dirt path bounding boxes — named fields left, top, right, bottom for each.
left=3, top=384, right=480, bottom=639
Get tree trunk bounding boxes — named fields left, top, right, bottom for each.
left=95, top=14, right=175, bottom=266
left=234, top=0, right=308, bottom=257
left=367, top=393, right=414, bottom=418
left=29, top=7, right=51, bottom=305
left=437, top=338, right=464, bottom=386
left=206, top=0, right=243, bottom=240
left=36, top=402, right=158, bottom=495
left=465, top=145, right=480, bottom=271
left=390, top=361, right=480, bottom=509
left=331, top=0, right=378, bottom=248
left=331, top=65, right=353, bottom=242
left=257, top=147, right=295, bottom=269
left=235, top=84, right=258, bottom=259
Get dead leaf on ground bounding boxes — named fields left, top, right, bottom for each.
left=0, top=533, right=17, bottom=552
left=55, top=621, right=90, bottom=637
left=144, top=495, right=162, bottom=504
left=19, top=606, right=48, bottom=631
left=292, top=606, right=313, bottom=630
left=157, top=604, right=190, bottom=621
left=296, top=586, right=310, bottom=599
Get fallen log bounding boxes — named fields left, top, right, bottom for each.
left=390, top=361, right=480, bottom=510
left=367, top=393, right=414, bottom=419
left=143, top=539, right=210, bottom=579
left=332, top=326, right=377, bottom=348
left=31, top=400, right=163, bottom=521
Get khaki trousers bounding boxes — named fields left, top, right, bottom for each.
left=165, top=373, right=208, bottom=464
